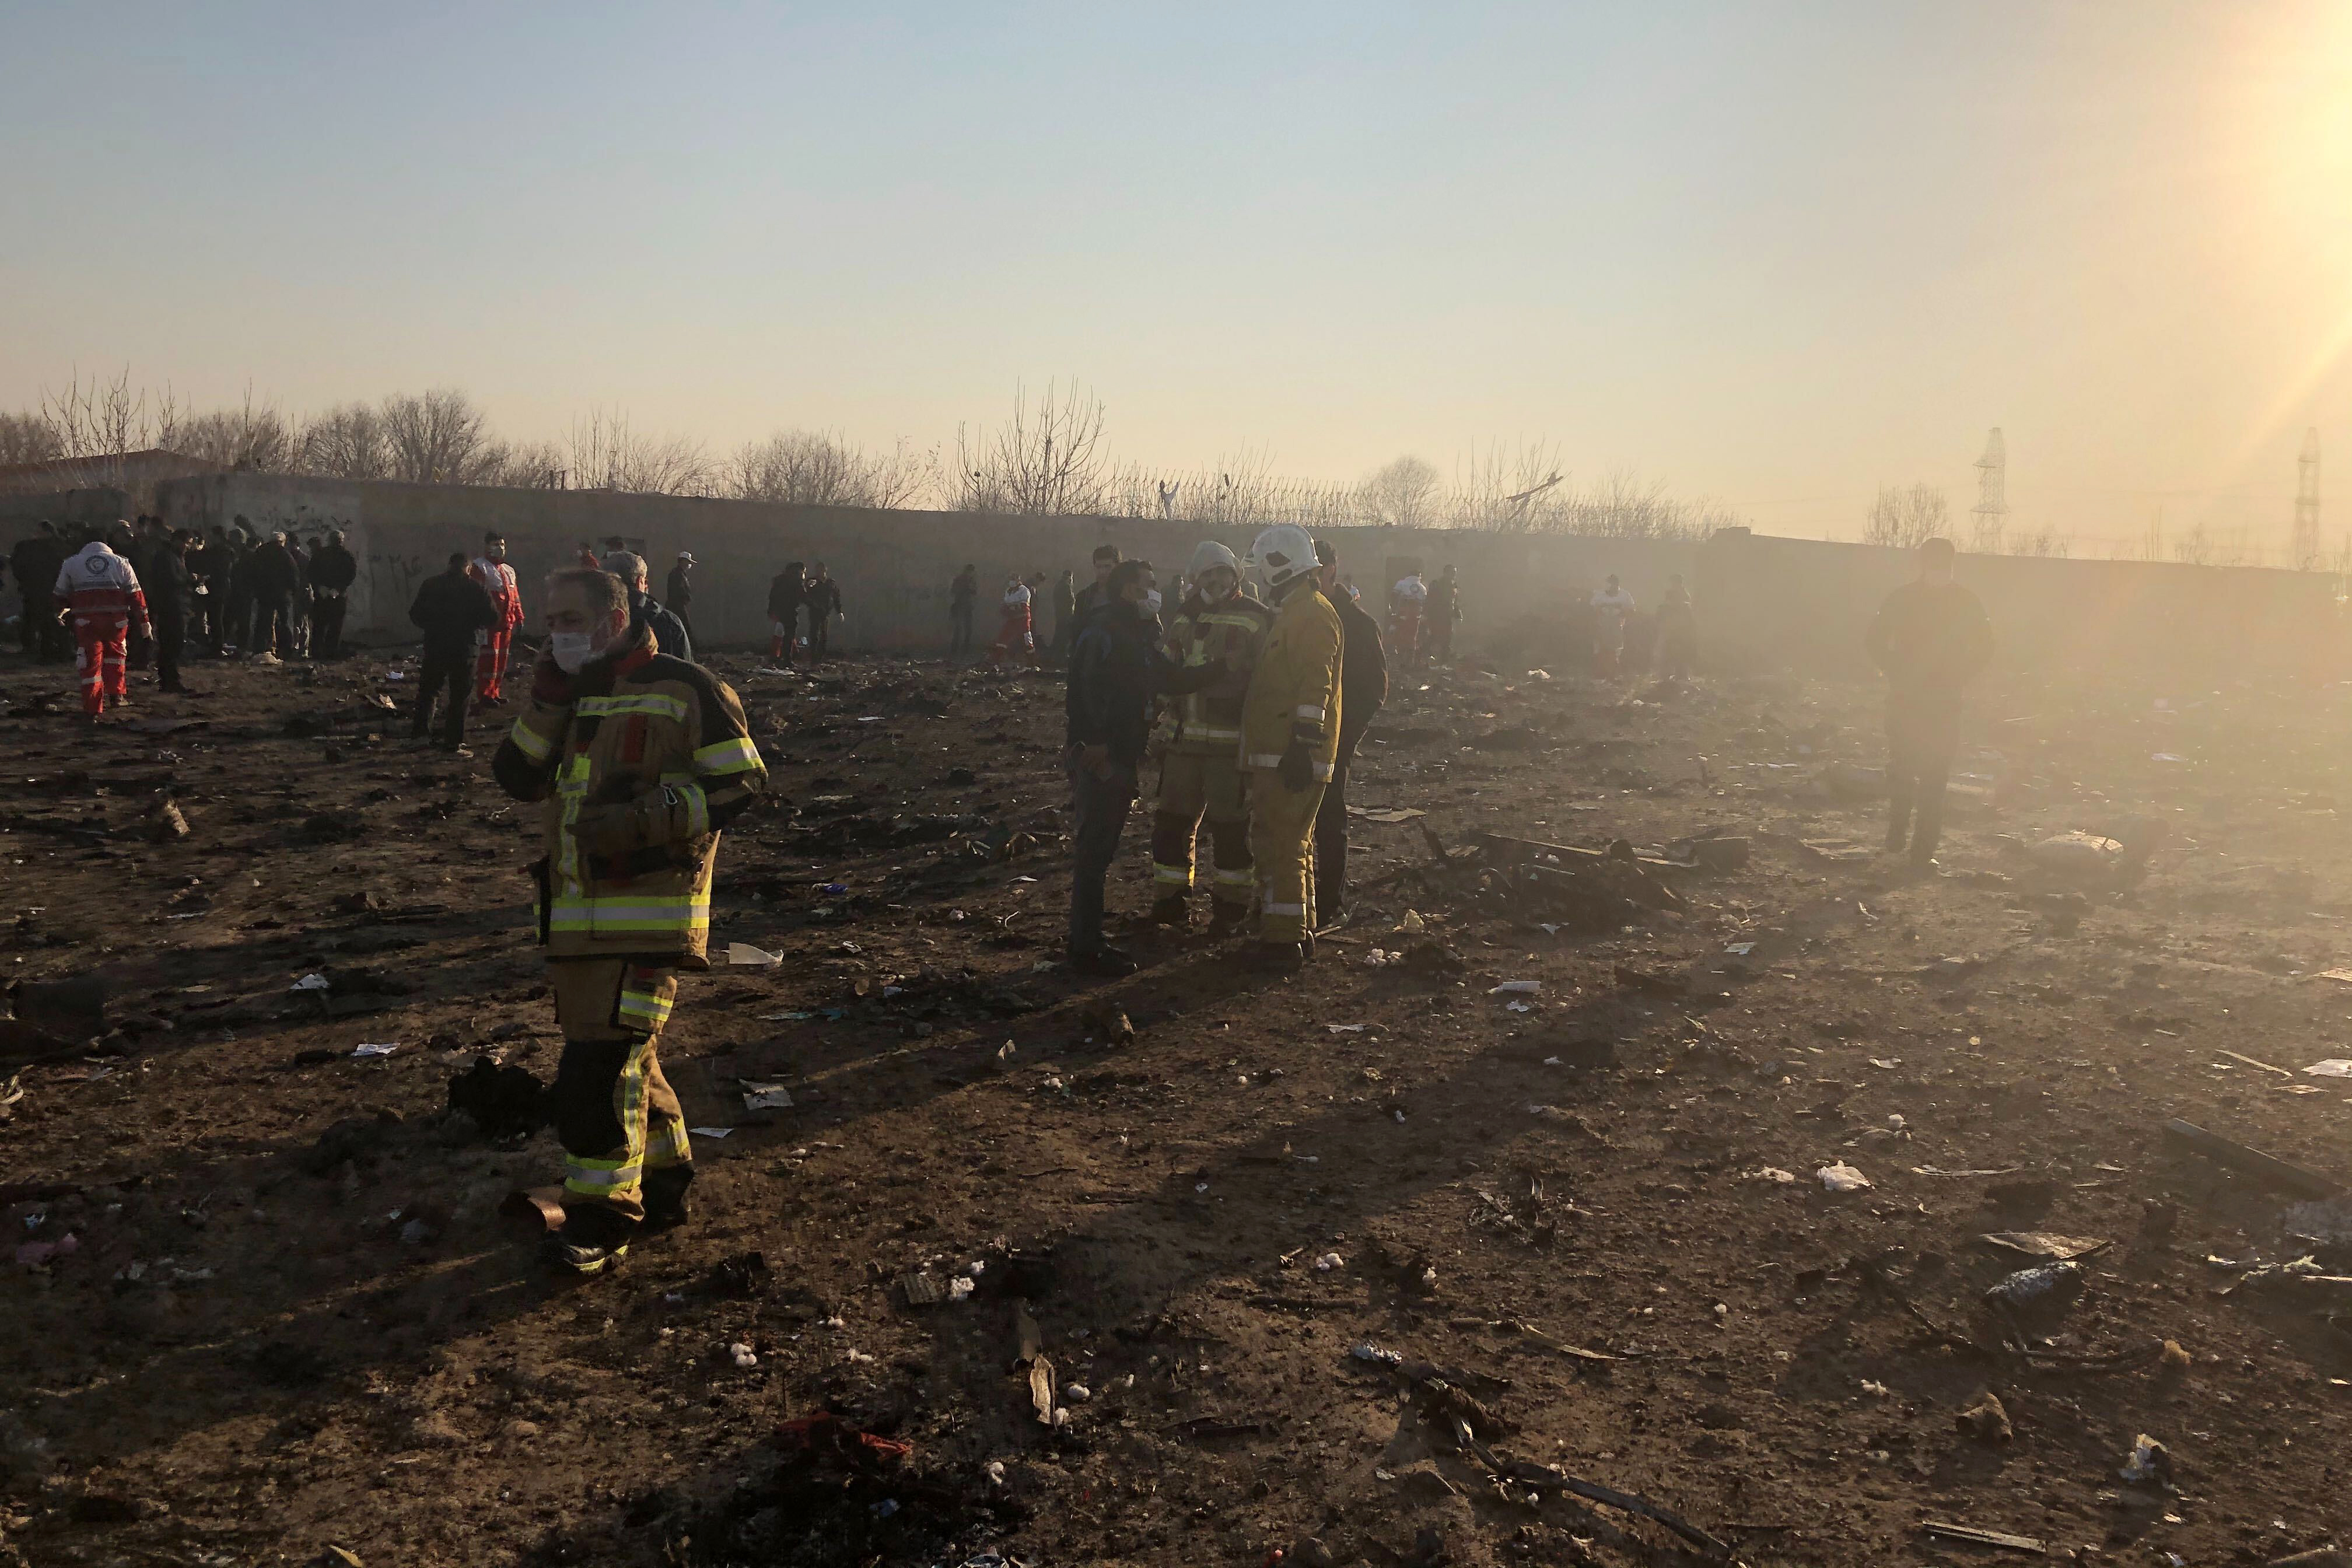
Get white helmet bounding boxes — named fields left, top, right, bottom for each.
left=1248, top=524, right=1317, bottom=591
left=1188, top=539, right=1239, bottom=580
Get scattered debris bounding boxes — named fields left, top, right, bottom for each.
left=2162, top=1118, right=2344, bottom=1199
left=2118, top=1432, right=2174, bottom=1488
left=1955, top=1391, right=2013, bottom=1444
left=1818, top=1162, right=1873, bottom=1193
left=1922, top=1521, right=2047, bottom=1556
left=1978, top=1232, right=2109, bottom=1262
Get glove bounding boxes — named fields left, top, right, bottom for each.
left=1278, top=738, right=1313, bottom=793
left=530, top=653, right=576, bottom=706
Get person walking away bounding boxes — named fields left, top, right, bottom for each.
left=249, top=531, right=303, bottom=659
left=986, top=573, right=1037, bottom=668
left=1148, top=541, right=1271, bottom=935
left=766, top=562, right=806, bottom=664
left=1589, top=574, right=1635, bottom=678
left=1313, top=539, right=1388, bottom=924
left=603, top=551, right=694, bottom=660
left=1065, top=558, right=1225, bottom=975
left=54, top=527, right=150, bottom=718
left=949, top=565, right=978, bottom=655
left=1048, top=568, right=1077, bottom=659
left=493, top=566, right=768, bottom=1275
left=1656, top=574, right=1697, bottom=681
left=1389, top=569, right=1427, bottom=669
left=666, top=552, right=696, bottom=642
left=470, top=531, right=524, bottom=701
left=805, top=562, right=843, bottom=659
left=1866, top=537, right=1993, bottom=874
left=147, top=529, right=197, bottom=694
left=410, top=553, right=498, bottom=750
left=308, top=529, right=358, bottom=659
left=1068, top=544, right=1121, bottom=662
left=1427, top=565, right=1461, bottom=663
left=1241, top=524, right=1344, bottom=970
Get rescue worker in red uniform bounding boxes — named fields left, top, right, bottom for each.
left=494, top=566, right=769, bottom=1275
left=470, top=531, right=524, bottom=702
left=1240, top=524, right=1344, bottom=970
left=54, top=527, right=152, bottom=718
left=1149, top=540, right=1272, bottom=935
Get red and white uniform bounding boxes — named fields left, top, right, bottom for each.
left=1390, top=573, right=1426, bottom=658
left=986, top=581, right=1035, bottom=667
left=55, top=541, right=150, bottom=716
left=469, top=555, right=523, bottom=701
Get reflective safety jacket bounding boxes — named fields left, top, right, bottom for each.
left=1238, top=583, right=1343, bottom=782
left=1160, top=587, right=1272, bottom=755
left=492, top=625, right=768, bottom=968
left=471, top=556, right=524, bottom=631
left=54, top=542, right=150, bottom=633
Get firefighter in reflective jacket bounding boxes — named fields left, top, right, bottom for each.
left=493, top=566, right=768, bottom=1275
left=54, top=527, right=152, bottom=718
left=1239, top=524, right=1343, bottom=969
left=1149, top=540, right=1273, bottom=935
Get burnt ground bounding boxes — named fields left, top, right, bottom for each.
left=4, top=636, right=2351, bottom=1568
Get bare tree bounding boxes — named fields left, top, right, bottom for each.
left=1358, top=454, right=1439, bottom=528
left=488, top=439, right=569, bottom=490
left=178, top=386, right=296, bottom=471
left=0, top=411, right=62, bottom=468
left=296, top=402, right=393, bottom=480
left=561, top=409, right=714, bottom=495
left=1453, top=440, right=1567, bottom=532
left=32, top=366, right=184, bottom=490
left=2003, top=528, right=2070, bottom=558
left=1863, top=482, right=1950, bottom=550
left=728, top=430, right=936, bottom=508
left=956, top=380, right=1110, bottom=514
left=381, top=388, right=508, bottom=485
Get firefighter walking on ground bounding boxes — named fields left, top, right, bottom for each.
left=1866, top=536, right=1992, bottom=875
left=471, top=531, right=524, bottom=702
left=54, top=527, right=152, bottom=718
left=1241, top=524, right=1343, bottom=970
left=1149, top=541, right=1272, bottom=936
left=494, top=566, right=768, bottom=1275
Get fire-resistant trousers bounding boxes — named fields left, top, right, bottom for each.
left=1246, top=766, right=1325, bottom=943
left=547, top=958, right=692, bottom=1247
left=72, top=621, right=130, bottom=715
left=475, top=626, right=513, bottom=701
left=1152, top=751, right=1254, bottom=912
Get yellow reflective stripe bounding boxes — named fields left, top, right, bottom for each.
left=1212, top=867, right=1254, bottom=886
left=556, top=757, right=592, bottom=894
left=548, top=897, right=710, bottom=933
left=1152, top=862, right=1193, bottom=886
left=1199, top=612, right=1264, bottom=631
left=1312, top=760, right=1334, bottom=780
left=1183, top=725, right=1241, bottom=741
left=692, top=735, right=761, bottom=775
left=618, top=989, right=674, bottom=1028
left=1293, top=704, right=1326, bottom=722
left=509, top=715, right=556, bottom=762
left=564, top=1156, right=641, bottom=1193
left=645, top=1125, right=691, bottom=1165
left=1245, top=752, right=1284, bottom=769
left=660, top=772, right=710, bottom=838
left=578, top=694, right=689, bottom=722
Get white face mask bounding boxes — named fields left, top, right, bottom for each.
left=550, top=631, right=597, bottom=673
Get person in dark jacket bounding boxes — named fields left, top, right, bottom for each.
left=1311, top=540, right=1389, bottom=922
left=767, top=563, right=806, bottom=664
left=246, top=531, right=302, bottom=657
left=145, top=529, right=197, bottom=693
left=1864, top=537, right=1993, bottom=873
left=804, top=561, right=843, bottom=659
left=602, top=551, right=694, bottom=660
left=12, top=522, right=69, bottom=660
left=665, top=552, right=696, bottom=641
left=1063, top=559, right=1224, bottom=976
left=410, top=552, right=500, bottom=749
left=949, top=564, right=978, bottom=655
left=1048, top=568, right=1078, bottom=658
left=188, top=527, right=227, bottom=653
left=1066, top=544, right=1121, bottom=666
left=309, top=529, right=359, bottom=659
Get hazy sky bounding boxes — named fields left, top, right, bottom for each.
left=6, top=2, right=2350, bottom=552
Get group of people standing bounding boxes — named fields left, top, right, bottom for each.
left=765, top=561, right=845, bottom=665
left=6, top=516, right=362, bottom=713
left=1060, top=527, right=1388, bottom=975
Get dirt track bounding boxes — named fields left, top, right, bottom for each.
left=5, top=639, right=2351, bottom=1567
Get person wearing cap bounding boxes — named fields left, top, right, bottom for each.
left=1147, top=540, right=1272, bottom=935
left=666, top=552, right=696, bottom=642
left=1313, top=538, right=1389, bottom=923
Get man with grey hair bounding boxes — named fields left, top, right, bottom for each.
left=600, top=550, right=694, bottom=660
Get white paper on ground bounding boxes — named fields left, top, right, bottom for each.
left=724, top=943, right=783, bottom=968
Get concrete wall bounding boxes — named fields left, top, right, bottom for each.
left=129, top=473, right=1696, bottom=656
left=1695, top=527, right=2350, bottom=682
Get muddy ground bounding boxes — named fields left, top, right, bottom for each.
left=4, top=633, right=2351, bottom=1568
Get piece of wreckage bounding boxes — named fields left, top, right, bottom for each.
left=2016, top=818, right=2169, bottom=889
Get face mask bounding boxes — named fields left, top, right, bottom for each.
left=550, top=631, right=597, bottom=673
left=1203, top=575, right=1235, bottom=603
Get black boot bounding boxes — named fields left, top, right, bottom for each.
left=1149, top=893, right=1189, bottom=928
left=1206, top=900, right=1250, bottom=939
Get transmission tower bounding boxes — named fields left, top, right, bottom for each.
left=2294, top=426, right=2320, bottom=568
left=1970, top=428, right=2008, bottom=552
